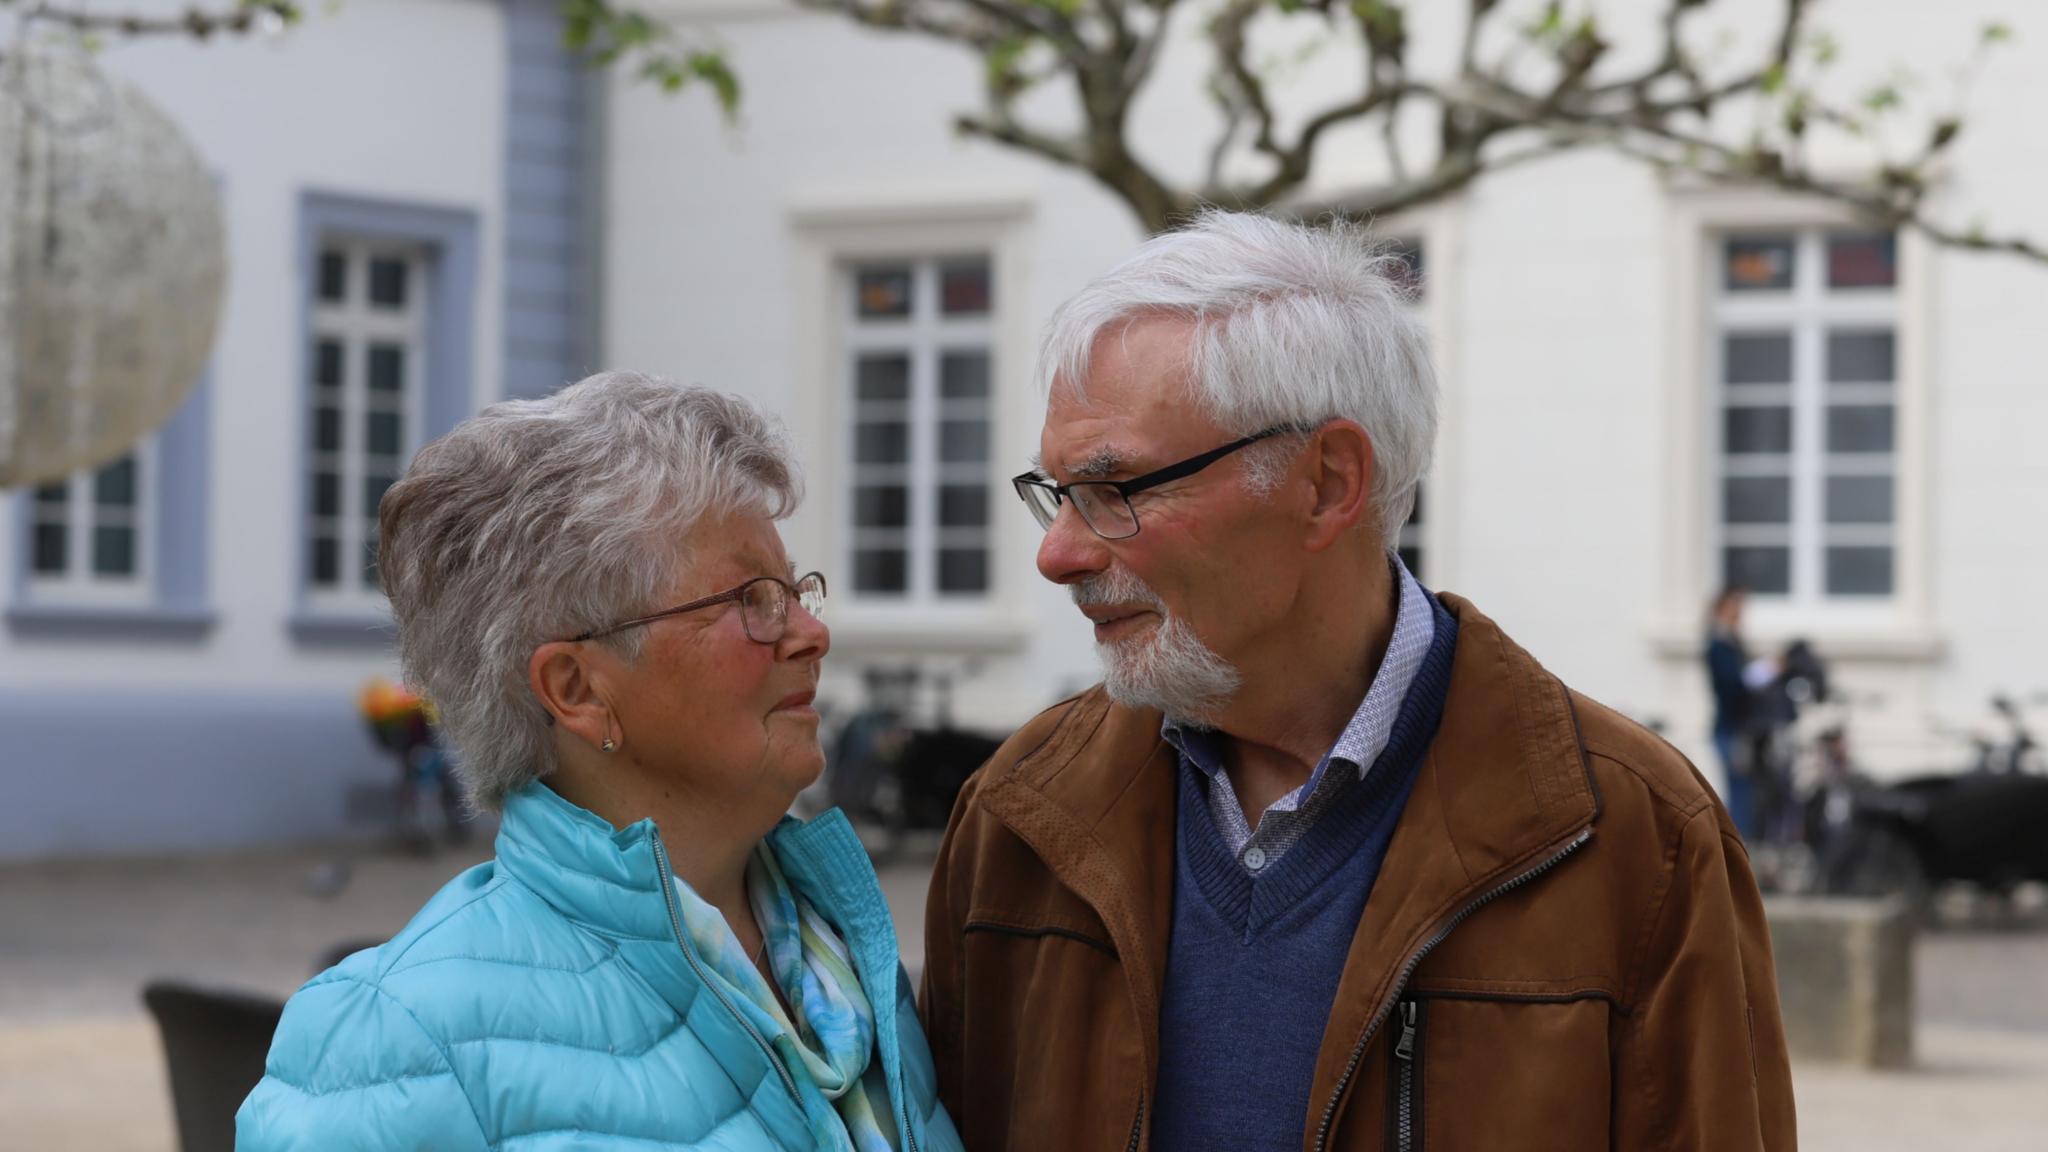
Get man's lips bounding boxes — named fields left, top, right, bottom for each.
left=772, top=689, right=817, bottom=713
left=1081, top=606, right=1158, bottom=639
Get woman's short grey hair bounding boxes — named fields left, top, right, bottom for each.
left=377, top=371, right=801, bottom=811
left=1041, top=209, right=1437, bottom=545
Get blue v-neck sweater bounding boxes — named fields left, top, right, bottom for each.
left=1153, top=597, right=1458, bottom=1150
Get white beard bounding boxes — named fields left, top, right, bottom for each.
left=1071, top=566, right=1241, bottom=724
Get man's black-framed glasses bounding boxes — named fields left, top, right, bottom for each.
left=1011, top=425, right=1298, bottom=540
left=571, top=572, right=827, bottom=645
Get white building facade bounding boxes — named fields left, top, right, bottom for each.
left=5, top=0, right=2045, bottom=858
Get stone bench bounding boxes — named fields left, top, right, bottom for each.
left=1764, top=896, right=1914, bottom=1068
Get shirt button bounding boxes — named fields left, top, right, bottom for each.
left=1243, top=847, right=1268, bottom=872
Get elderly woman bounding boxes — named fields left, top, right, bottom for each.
left=238, top=373, right=963, bottom=1152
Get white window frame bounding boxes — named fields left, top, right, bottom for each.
left=27, top=441, right=158, bottom=608
left=306, top=238, right=429, bottom=614
left=842, top=259, right=997, bottom=604
left=788, top=197, right=1034, bottom=653
left=1712, top=229, right=1898, bottom=613
left=1655, top=185, right=1937, bottom=659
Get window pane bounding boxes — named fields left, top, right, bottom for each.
left=33, top=481, right=67, bottom=505
left=1724, top=546, right=1791, bottom=595
left=938, top=548, right=988, bottom=593
left=855, top=421, right=909, bottom=465
left=1827, top=405, right=1895, bottom=454
left=93, top=455, right=137, bottom=507
left=312, top=471, right=340, bottom=517
left=855, top=267, right=912, bottom=318
left=318, top=249, right=348, bottom=302
left=368, top=344, right=405, bottom=392
left=855, top=354, right=910, bottom=402
left=314, top=406, right=342, bottom=452
left=368, top=257, right=408, bottom=308
left=940, top=350, right=990, bottom=399
left=310, top=536, right=339, bottom=586
left=1725, top=333, right=1792, bottom=385
left=1825, top=475, right=1893, bottom=524
left=1827, top=329, right=1894, bottom=383
left=366, top=411, right=403, bottom=455
left=938, top=484, right=989, bottom=527
left=93, top=525, right=135, bottom=576
left=940, top=261, right=991, bottom=316
left=1826, top=547, right=1893, bottom=595
left=853, top=485, right=908, bottom=528
left=1828, top=233, right=1896, bottom=290
left=1406, top=484, right=1423, bottom=526
left=1724, top=406, right=1793, bottom=455
left=364, top=472, right=398, bottom=517
left=32, top=522, right=67, bottom=573
left=1724, top=236, right=1795, bottom=292
left=315, top=339, right=343, bottom=389
left=1397, top=543, right=1423, bottom=576
left=939, top=420, right=988, bottom=463
left=853, top=548, right=907, bottom=593
left=1723, top=476, right=1791, bottom=524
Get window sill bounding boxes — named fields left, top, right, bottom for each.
left=1649, top=625, right=1945, bottom=664
left=826, top=605, right=1032, bottom=656
left=288, top=611, right=397, bottom=648
left=6, top=602, right=217, bottom=641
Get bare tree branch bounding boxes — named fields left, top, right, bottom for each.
left=2, top=0, right=299, bottom=39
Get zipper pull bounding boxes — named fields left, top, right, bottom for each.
left=1394, top=1000, right=1418, bottom=1062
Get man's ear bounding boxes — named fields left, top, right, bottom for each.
left=1301, top=420, right=1374, bottom=553
left=529, top=641, right=617, bottom=752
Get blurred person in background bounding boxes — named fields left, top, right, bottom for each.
left=238, top=372, right=962, bottom=1152
left=1706, top=586, right=1759, bottom=840
left=922, top=212, right=1793, bottom=1151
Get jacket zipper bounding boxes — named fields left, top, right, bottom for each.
left=1312, top=827, right=1591, bottom=1152
left=649, top=840, right=802, bottom=1105
left=1125, top=1094, right=1144, bottom=1152
left=1390, top=999, right=1423, bottom=1152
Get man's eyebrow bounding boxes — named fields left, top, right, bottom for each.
left=1030, top=445, right=1132, bottom=480
left=1070, top=446, right=1127, bottom=479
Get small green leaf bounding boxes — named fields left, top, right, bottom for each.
left=1808, top=30, right=1838, bottom=66
left=1862, top=85, right=1901, bottom=115
left=1981, top=22, right=2013, bottom=45
left=1928, top=118, right=1961, bottom=150
left=1760, top=63, right=1785, bottom=95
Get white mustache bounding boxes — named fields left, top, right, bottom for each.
left=1070, top=566, right=1164, bottom=612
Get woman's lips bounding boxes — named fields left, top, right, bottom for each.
left=772, top=689, right=817, bottom=715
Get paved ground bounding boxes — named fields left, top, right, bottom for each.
left=3, top=840, right=2044, bottom=1150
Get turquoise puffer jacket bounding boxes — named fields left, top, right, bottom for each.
left=237, top=783, right=964, bottom=1151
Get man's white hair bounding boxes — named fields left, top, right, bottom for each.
left=377, top=371, right=801, bottom=811
left=1040, top=209, right=1437, bottom=545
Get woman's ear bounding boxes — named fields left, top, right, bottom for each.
left=529, top=641, right=616, bottom=752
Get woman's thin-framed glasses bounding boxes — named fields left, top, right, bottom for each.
left=570, top=572, right=827, bottom=645
left=1011, top=425, right=1299, bottom=540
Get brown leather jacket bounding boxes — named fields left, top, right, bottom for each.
left=921, top=595, right=1796, bottom=1151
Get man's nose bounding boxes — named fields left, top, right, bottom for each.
left=1035, top=503, right=1110, bottom=586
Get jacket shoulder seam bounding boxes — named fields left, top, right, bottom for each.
left=1582, top=742, right=1715, bottom=821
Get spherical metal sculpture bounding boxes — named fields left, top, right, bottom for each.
left=0, top=41, right=226, bottom=489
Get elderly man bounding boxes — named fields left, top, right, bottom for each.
left=920, top=212, right=1794, bottom=1151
